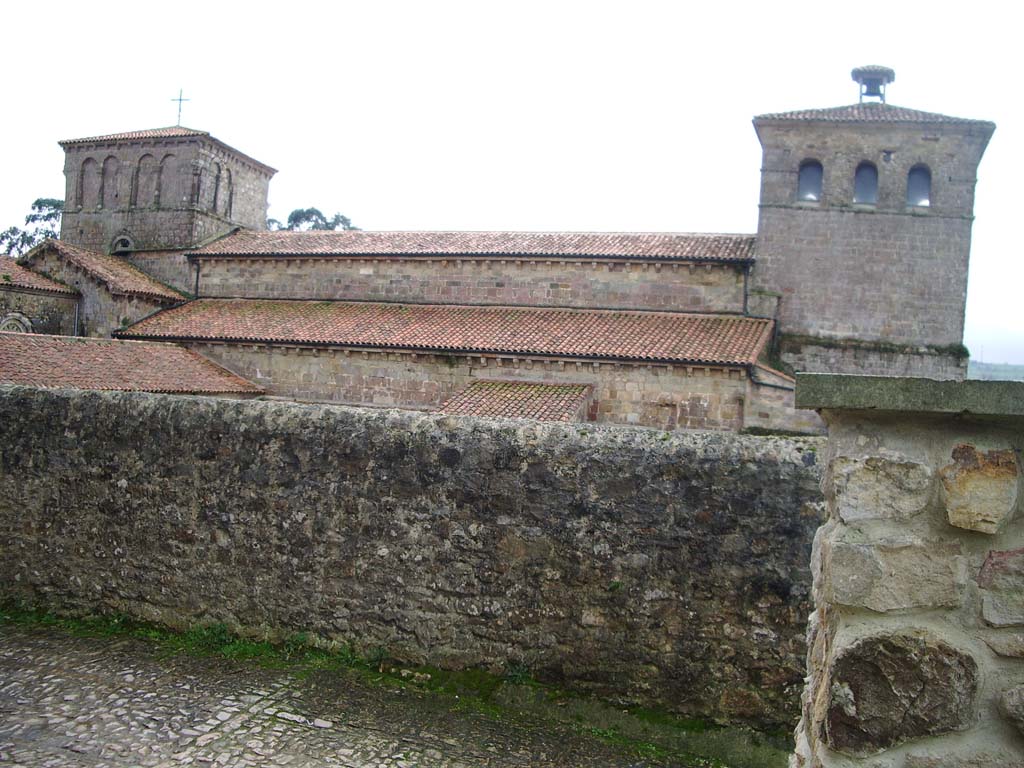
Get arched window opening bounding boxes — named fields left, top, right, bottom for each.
left=80, top=158, right=101, bottom=209
left=211, top=162, right=222, bottom=213
left=157, top=154, right=177, bottom=207
left=853, top=162, right=878, bottom=205
left=0, top=313, right=32, bottom=333
left=135, top=154, right=158, bottom=207
left=101, top=156, right=121, bottom=209
left=112, top=235, right=134, bottom=254
left=907, top=164, right=931, bottom=207
left=797, top=160, right=823, bottom=202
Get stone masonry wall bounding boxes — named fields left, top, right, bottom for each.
left=0, top=385, right=825, bottom=727
left=191, top=341, right=751, bottom=432
left=194, top=256, right=746, bottom=313
left=792, top=376, right=1024, bottom=767
left=61, top=136, right=271, bottom=253
left=754, top=121, right=991, bottom=352
left=0, top=288, right=78, bottom=335
left=126, top=250, right=195, bottom=294
left=28, top=250, right=172, bottom=338
left=780, top=338, right=968, bottom=381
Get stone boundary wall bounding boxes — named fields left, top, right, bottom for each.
left=0, top=385, right=824, bottom=727
left=792, top=375, right=1024, bottom=767
left=193, top=256, right=746, bottom=313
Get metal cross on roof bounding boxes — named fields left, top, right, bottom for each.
left=171, top=89, right=190, bottom=126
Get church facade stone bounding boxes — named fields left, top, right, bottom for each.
left=59, top=127, right=275, bottom=264
left=10, top=68, right=996, bottom=432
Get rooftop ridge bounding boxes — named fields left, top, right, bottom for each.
left=191, top=230, right=757, bottom=262
left=754, top=102, right=994, bottom=127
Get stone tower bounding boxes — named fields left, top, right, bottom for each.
left=752, top=66, right=994, bottom=379
left=59, top=126, right=276, bottom=257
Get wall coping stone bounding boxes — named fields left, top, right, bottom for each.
left=795, top=373, right=1024, bottom=418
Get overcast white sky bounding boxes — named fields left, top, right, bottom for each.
left=2, top=1, right=1020, bottom=363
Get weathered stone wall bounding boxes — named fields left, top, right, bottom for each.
left=194, top=256, right=746, bottom=312
left=0, top=287, right=78, bottom=335
left=0, top=385, right=824, bottom=727
left=125, top=250, right=195, bottom=294
left=27, top=251, right=171, bottom=338
left=792, top=375, right=1024, bottom=767
left=753, top=120, right=991, bottom=359
left=779, top=336, right=968, bottom=381
left=61, top=135, right=272, bottom=253
left=192, top=341, right=758, bottom=432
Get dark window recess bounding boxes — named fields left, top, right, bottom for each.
left=907, top=165, right=931, bottom=207
left=853, top=162, right=878, bottom=205
left=798, top=161, right=823, bottom=202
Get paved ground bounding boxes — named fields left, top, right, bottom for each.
left=0, top=626, right=671, bottom=767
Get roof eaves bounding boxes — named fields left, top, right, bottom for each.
left=111, top=331, right=755, bottom=368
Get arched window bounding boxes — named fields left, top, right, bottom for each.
left=80, top=158, right=101, bottom=209
left=797, top=160, right=823, bottom=202
left=907, top=164, right=931, bottom=207
left=853, top=162, right=878, bottom=205
left=135, top=154, right=158, bottom=207
left=0, top=313, right=32, bottom=333
left=101, top=156, right=121, bottom=209
left=112, top=235, right=134, bottom=253
left=157, top=154, right=177, bottom=207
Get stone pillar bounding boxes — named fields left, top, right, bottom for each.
left=792, top=375, right=1024, bottom=768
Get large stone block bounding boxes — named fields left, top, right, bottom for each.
left=978, top=548, right=1024, bottom=627
left=827, top=538, right=963, bottom=612
left=823, top=632, right=978, bottom=755
left=1000, top=685, right=1024, bottom=737
left=939, top=444, right=1019, bottom=534
left=831, top=455, right=933, bottom=522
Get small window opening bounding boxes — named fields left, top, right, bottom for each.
left=853, top=162, right=878, bottom=205
left=797, top=160, right=823, bottom=202
left=112, top=236, right=134, bottom=254
left=907, top=165, right=931, bottom=207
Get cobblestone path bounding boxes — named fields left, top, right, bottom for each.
left=0, top=626, right=666, bottom=767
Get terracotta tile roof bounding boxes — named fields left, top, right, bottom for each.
left=0, top=332, right=262, bottom=395
left=192, top=230, right=756, bottom=263
left=755, top=102, right=994, bottom=127
left=118, top=299, right=773, bottom=367
left=0, top=257, right=77, bottom=296
left=59, top=126, right=209, bottom=145
left=23, top=240, right=184, bottom=304
left=439, top=380, right=593, bottom=422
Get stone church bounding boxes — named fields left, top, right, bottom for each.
left=0, top=67, right=994, bottom=433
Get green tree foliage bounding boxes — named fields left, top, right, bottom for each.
left=267, top=207, right=359, bottom=232
left=0, top=198, right=64, bottom=256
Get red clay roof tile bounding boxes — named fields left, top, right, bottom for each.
left=59, top=126, right=209, bottom=145
left=0, top=257, right=77, bottom=295
left=755, top=102, right=994, bottom=127
left=0, top=332, right=262, bottom=395
left=192, top=230, right=756, bottom=263
left=23, top=240, right=184, bottom=304
left=118, top=299, right=773, bottom=367
left=439, top=380, right=593, bottom=422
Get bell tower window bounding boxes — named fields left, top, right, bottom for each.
left=907, top=164, right=931, bottom=207
left=853, top=162, right=878, bottom=205
left=797, top=160, right=823, bottom=202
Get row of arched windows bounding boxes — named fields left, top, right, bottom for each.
left=74, top=155, right=233, bottom=217
left=797, top=160, right=932, bottom=208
